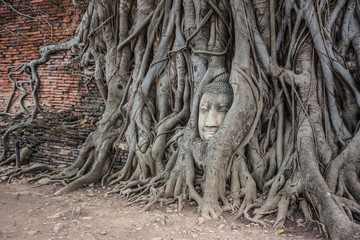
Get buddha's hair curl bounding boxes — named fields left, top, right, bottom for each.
left=200, top=73, right=233, bottom=100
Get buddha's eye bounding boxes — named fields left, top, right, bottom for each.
left=218, top=107, right=229, bottom=112
left=200, top=106, right=209, bottom=112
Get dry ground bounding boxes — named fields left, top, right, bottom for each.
left=0, top=180, right=324, bottom=240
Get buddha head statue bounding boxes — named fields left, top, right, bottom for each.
left=198, top=73, right=233, bottom=141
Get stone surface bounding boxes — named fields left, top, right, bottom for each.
left=37, top=178, right=51, bottom=185
left=1, top=176, right=8, bottom=181
left=28, top=230, right=38, bottom=236
left=52, top=223, right=62, bottom=233
left=72, top=207, right=81, bottom=216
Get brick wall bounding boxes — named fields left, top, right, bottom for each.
left=0, top=0, right=113, bottom=166
left=0, top=0, right=90, bottom=113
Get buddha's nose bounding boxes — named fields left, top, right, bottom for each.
left=205, top=108, right=221, bottom=127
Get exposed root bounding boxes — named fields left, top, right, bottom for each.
left=4, top=163, right=58, bottom=183
left=140, top=186, right=165, bottom=213
left=273, top=195, right=290, bottom=228
left=0, top=146, right=33, bottom=166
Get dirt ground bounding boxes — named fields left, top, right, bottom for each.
left=0, top=180, right=325, bottom=240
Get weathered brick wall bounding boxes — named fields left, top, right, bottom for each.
left=0, top=0, right=88, bottom=113
left=0, top=0, right=114, bottom=166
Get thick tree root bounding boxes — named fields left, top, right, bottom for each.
left=0, top=146, right=33, bottom=167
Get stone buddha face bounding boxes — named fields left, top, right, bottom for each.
left=198, top=73, right=233, bottom=141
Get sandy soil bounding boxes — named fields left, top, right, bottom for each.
left=0, top=181, right=324, bottom=240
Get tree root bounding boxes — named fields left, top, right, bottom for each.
left=234, top=202, right=266, bottom=227
left=140, top=186, right=165, bottom=213
left=2, top=163, right=59, bottom=183
left=0, top=146, right=33, bottom=167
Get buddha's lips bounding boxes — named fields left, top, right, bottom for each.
left=203, top=127, right=218, bottom=134
left=202, top=128, right=219, bottom=139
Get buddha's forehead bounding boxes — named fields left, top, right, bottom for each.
left=200, top=92, right=233, bottom=105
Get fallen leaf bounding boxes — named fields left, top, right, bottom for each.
left=275, top=229, right=284, bottom=234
